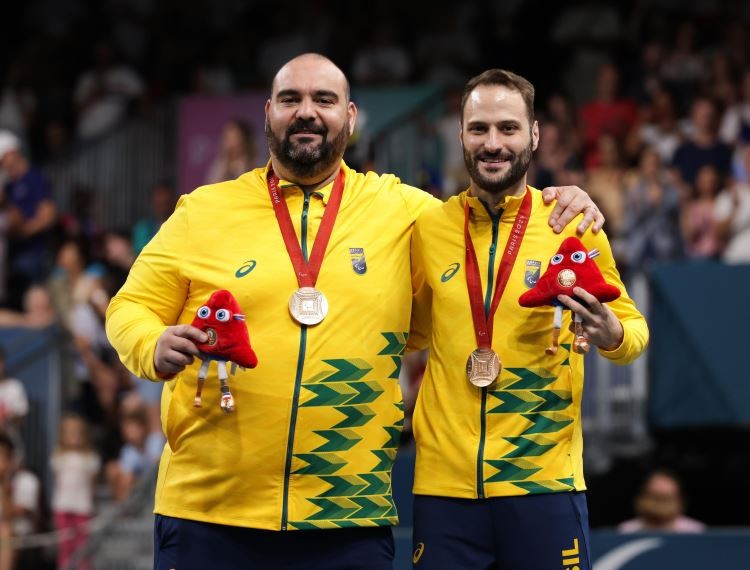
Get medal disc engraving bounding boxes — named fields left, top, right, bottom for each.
left=557, top=268, right=577, bottom=288
left=206, top=328, right=217, bottom=346
left=466, top=348, right=501, bottom=387
left=289, top=287, right=329, bottom=325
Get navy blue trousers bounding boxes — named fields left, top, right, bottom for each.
left=412, top=492, right=591, bottom=570
left=154, top=514, right=394, bottom=570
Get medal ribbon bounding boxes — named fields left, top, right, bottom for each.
left=267, top=167, right=345, bottom=288
left=464, top=189, right=532, bottom=349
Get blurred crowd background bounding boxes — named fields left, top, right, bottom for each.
left=0, top=0, right=748, bottom=568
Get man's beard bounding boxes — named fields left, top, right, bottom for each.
left=265, top=118, right=349, bottom=180
left=463, top=138, right=534, bottom=195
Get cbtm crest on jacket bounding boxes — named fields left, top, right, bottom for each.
left=349, top=248, right=367, bottom=274
left=524, top=259, right=541, bottom=288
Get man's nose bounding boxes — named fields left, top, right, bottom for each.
left=484, top=128, right=502, bottom=152
left=296, top=97, right=316, bottom=121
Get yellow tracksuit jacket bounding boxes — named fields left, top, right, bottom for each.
left=106, top=162, right=437, bottom=530
left=409, top=187, right=648, bottom=499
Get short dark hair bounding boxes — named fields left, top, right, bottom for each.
left=461, top=69, right=535, bottom=124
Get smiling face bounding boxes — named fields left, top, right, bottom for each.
left=461, top=84, right=538, bottom=198
left=265, top=54, right=356, bottom=183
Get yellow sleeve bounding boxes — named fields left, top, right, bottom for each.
left=407, top=218, right=432, bottom=353
left=582, top=229, right=649, bottom=365
left=105, top=195, right=191, bottom=380
left=397, top=184, right=441, bottom=222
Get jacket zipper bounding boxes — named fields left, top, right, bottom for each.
left=281, top=191, right=311, bottom=530
left=476, top=203, right=500, bottom=499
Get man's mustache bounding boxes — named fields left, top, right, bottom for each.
left=286, top=121, right=327, bottom=137
left=474, top=151, right=515, bottom=162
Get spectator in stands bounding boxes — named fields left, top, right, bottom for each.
left=204, top=119, right=256, bottom=185
left=101, top=229, right=135, bottom=298
left=0, top=284, right=56, bottom=329
left=0, top=348, right=28, bottom=452
left=618, top=469, right=705, bottom=533
left=107, top=409, right=162, bottom=502
left=579, top=63, right=638, bottom=169
left=351, top=24, right=412, bottom=85
left=58, top=185, right=104, bottom=257
left=0, top=432, right=41, bottom=564
left=256, top=16, right=312, bottom=85
left=681, top=164, right=722, bottom=258
left=48, top=239, right=115, bottom=419
left=0, top=507, right=10, bottom=570
left=637, top=87, right=683, bottom=164
left=48, top=239, right=109, bottom=346
left=73, top=40, right=145, bottom=140
left=586, top=134, right=627, bottom=236
left=414, top=6, right=479, bottom=84
left=434, top=87, right=469, bottom=198
left=0, top=195, right=8, bottom=305
left=132, top=182, right=176, bottom=255
left=661, top=20, right=705, bottom=109
left=672, top=97, right=732, bottom=189
left=543, top=93, right=583, bottom=156
left=723, top=20, right=749, bottom=69
left=629, top=41, right=666, bottom=106
left=703, top=52, right=738, bottom=110
left=714, top=146, right=750, bottom=264
left=190, top=47, right=237, bottom=95
left=0, top=130, right=57, bottom=310
left=51, top=413, right=100, bottom=570
left=720, top=69, right=750, bottom=182
left=530, top=122, right=565, bottom=189
left=0, top=60, right=35, bottom=146
left=550, top=1, right=623, bottom=105
left=618, top=148, right=684, bottom=274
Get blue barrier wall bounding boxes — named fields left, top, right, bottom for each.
left=649, top=261, right=750, bottom=428
left=391, top=448, right=750, bottom=569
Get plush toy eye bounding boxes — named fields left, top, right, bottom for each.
left=550, top=254, right=564, bottom=265
left=197, top=306, right=211, bottom=319
left=571, top=251, right=586, bottom=263
left=215, top=308, right=230, bottom=322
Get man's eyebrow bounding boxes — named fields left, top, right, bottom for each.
left=313, top=90, right=339, bottom=100
left=274, top=89, right=340, bottom=101
left=275, top=89, right=301, bottom=99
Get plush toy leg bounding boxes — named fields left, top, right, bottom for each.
left=194, top=360, right=210, bottom=408
left=546, top=305, right=564, bottom=355
left=573, top=313, right=590, bottom=353
left=218, top=361, right=235, bottom=413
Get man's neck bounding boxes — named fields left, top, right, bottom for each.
left=693, top=130, right=716, bottom=147
left=470, top=178, right=527, bottom=210
left=271, top=157, right=340, bottom=193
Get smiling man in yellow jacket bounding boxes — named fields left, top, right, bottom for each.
left=409, top=69, right=649, bottom=569
left=106, top=54, right=603, bottom=570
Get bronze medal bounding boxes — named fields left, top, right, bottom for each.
left=466, top=347, right=502, bottom=388
left=557, top=268, right=577, bottom=288
left=289, top=287, right=329, bottom=326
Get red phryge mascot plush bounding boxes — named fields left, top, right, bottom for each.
left=519, top=237, right=620, bottom=355
left=190, top=290, right=258, bottom=413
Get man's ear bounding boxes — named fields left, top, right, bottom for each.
left=347, top=101, right=358, bottom=136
